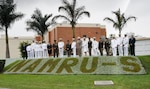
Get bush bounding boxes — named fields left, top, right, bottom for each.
left=0, top=60, right=5, bottom=73
left=18, top=41, right=29, bottom=59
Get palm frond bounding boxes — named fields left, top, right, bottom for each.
left=76, top=11, right=90, bottom=21
left=126, top=16, right=136, bottom=23
left=52, top=15, right=71, bottom=23
left=104, top=8, right=136, bottom=35
left=26, top=9, right=53, bottom=39
left=104, top=17, right=116, bottom=24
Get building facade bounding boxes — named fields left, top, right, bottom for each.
left=135, top=38, right=150, bottom=55
left=0, top=35, right=34, bottom=58
left=45, top=23, right=106, bottom=44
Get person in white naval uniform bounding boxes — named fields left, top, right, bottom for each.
left=26, top=44, right=32, bottom=59
left=71, top=38, right=76, bottom=57
left=92, top=37, right=99, bottom=56
left=117, top=34, right=123, bottom=56
left=30, top=40, right=36, bottom=58
left=123, top=34, right=129, bottom=56
left=34, top=41, right=40, bottom=58
left=42, top=41, right=48, bottom=58
left=82, top=37, right=88, bottom=56
left=111, top=37, right=117, bottom=56
left=58, top=38, right=64, bottom=57
left=38, top=42, right=43, bottom=58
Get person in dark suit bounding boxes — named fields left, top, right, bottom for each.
left=129, top=35, right=136, bottom=56
left=98, top=38, right=104, bottom=56
left=66, top=40, right=71, bottom=57
left=47, top=41, right=52, bottom=57
left=76, top=37, right=82, bottom=57
left=53, top=40, right=59, bottom=58
left=105, top=38, right=110, bottom=56
left=21, top=43, right=27, bottom=59
left=88, top=38, right=92, bottom=56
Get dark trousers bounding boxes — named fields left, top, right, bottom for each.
left=105, top=47, right=110, bottom=56
left=99, top=48, right=103, bottom=56
left=88, top=48, right=92, bottom=56
left=130, top=45, right=135, bottom=56
left=66, top=50, right=71, bottom=57
left=77, top=48, right=82, bottom=57
left=22, top=51, right=27, bottom=59
left=53, top=49, right=58, bottom=57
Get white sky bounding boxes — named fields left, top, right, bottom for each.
left=0, top=0, right=150, bottom=37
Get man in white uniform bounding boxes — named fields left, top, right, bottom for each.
left=111, top=37, right=117, bottom=56
left=92, top=37, right=99, bottom=56
left=26, top=44, right=32, bottom=59
left=123, top=34, right=129, bottom=56
left=58, top=38, right=64, bottom=57
left=82, top=37, right=88, bottom=56
left=38, top=41, right=43, bottom=58
left=71, top=38, right=76, bottom=57
left=34, top=41, right=39, bottom=58
left=117, top=34, right=123, bottom=56
left=30, top=40, right=36, bottom=58
left=42, top=41, right=48, bottom=58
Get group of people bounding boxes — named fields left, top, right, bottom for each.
left=21, top=41, right=52, bottom=59
left=111, top=34, right=136, bottom=56
left=21, top=34, right=136, bottom=59
left=50, top=37, right=111, bottom=58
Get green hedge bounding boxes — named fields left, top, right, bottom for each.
left=4, top=56, right=146, bottom=74
left=0, top=60, right=5, bottom=73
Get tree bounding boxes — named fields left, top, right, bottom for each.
left=0, top=4, right=24, bottom=58
left=26, top=9, right=53, bottom=40
left=104, top=9, right=136, bottom=35
left=52, top=0, right=90, bottom=38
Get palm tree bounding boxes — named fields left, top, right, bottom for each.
left=104, top=9, right=136, bottom=35
left=52, top=0, right=90, bottom=38
left=0, top=4, right=24, bottom=58
left=26, top=9, right=53, bottom=40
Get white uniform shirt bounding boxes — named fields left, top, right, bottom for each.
left=92, top=40, right=98, bottom=49
left=42, top=43, right=48, bottom=50
left=123, top=37, right=129, bottom=47
left=117, top=37, right=123, bottom=46
left=26, top=45, right=31, bottom=52
left=34, top=44, right=41, bottom=51
left=111, top=39, right=117, bottom=48
left=31, top=42, right=36, bottom=51
left=71, top=41, right=76, bottom=49
left=58, top=41, right=64, bottom=49
left=82, top=40, right=88, bottom=52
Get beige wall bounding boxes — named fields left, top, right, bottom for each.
left=0, top=36, right=34, bottom=58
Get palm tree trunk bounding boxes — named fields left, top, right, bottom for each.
left=119, top=29, right=122, bottom=36
left=72, top=27, right=75, bottom=38
left=42, top=34, right=44, bottom=41
left=5, top=27, right=10, bottom=58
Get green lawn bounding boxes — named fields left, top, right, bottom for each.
left=0, top=56, right=150, bottom=89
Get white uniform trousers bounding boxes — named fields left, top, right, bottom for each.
left=59, top=48, right=64, bottom=57
left=30, top=50, right=35, bottom=59
left=34, top=51, right=38, bottom=58
left=92, top=48, right=99, bottom=56
left=118, top=46, right=123, bottom=56
left=38, top=50, right=43, bottom=58
left=112, top=47, right=117, bottom=56
left=72, top=48, right=76, bottom=57
left=27, top=51, right=31, bottom=59
left=43, top=49, right=48, bottom=58
left=124, top=46, right=128, bottom=56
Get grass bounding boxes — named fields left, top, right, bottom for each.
left=0, top=56, right=150, bottom=89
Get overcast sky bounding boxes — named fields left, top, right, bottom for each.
left=1, top=0, right=150, bottom=37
